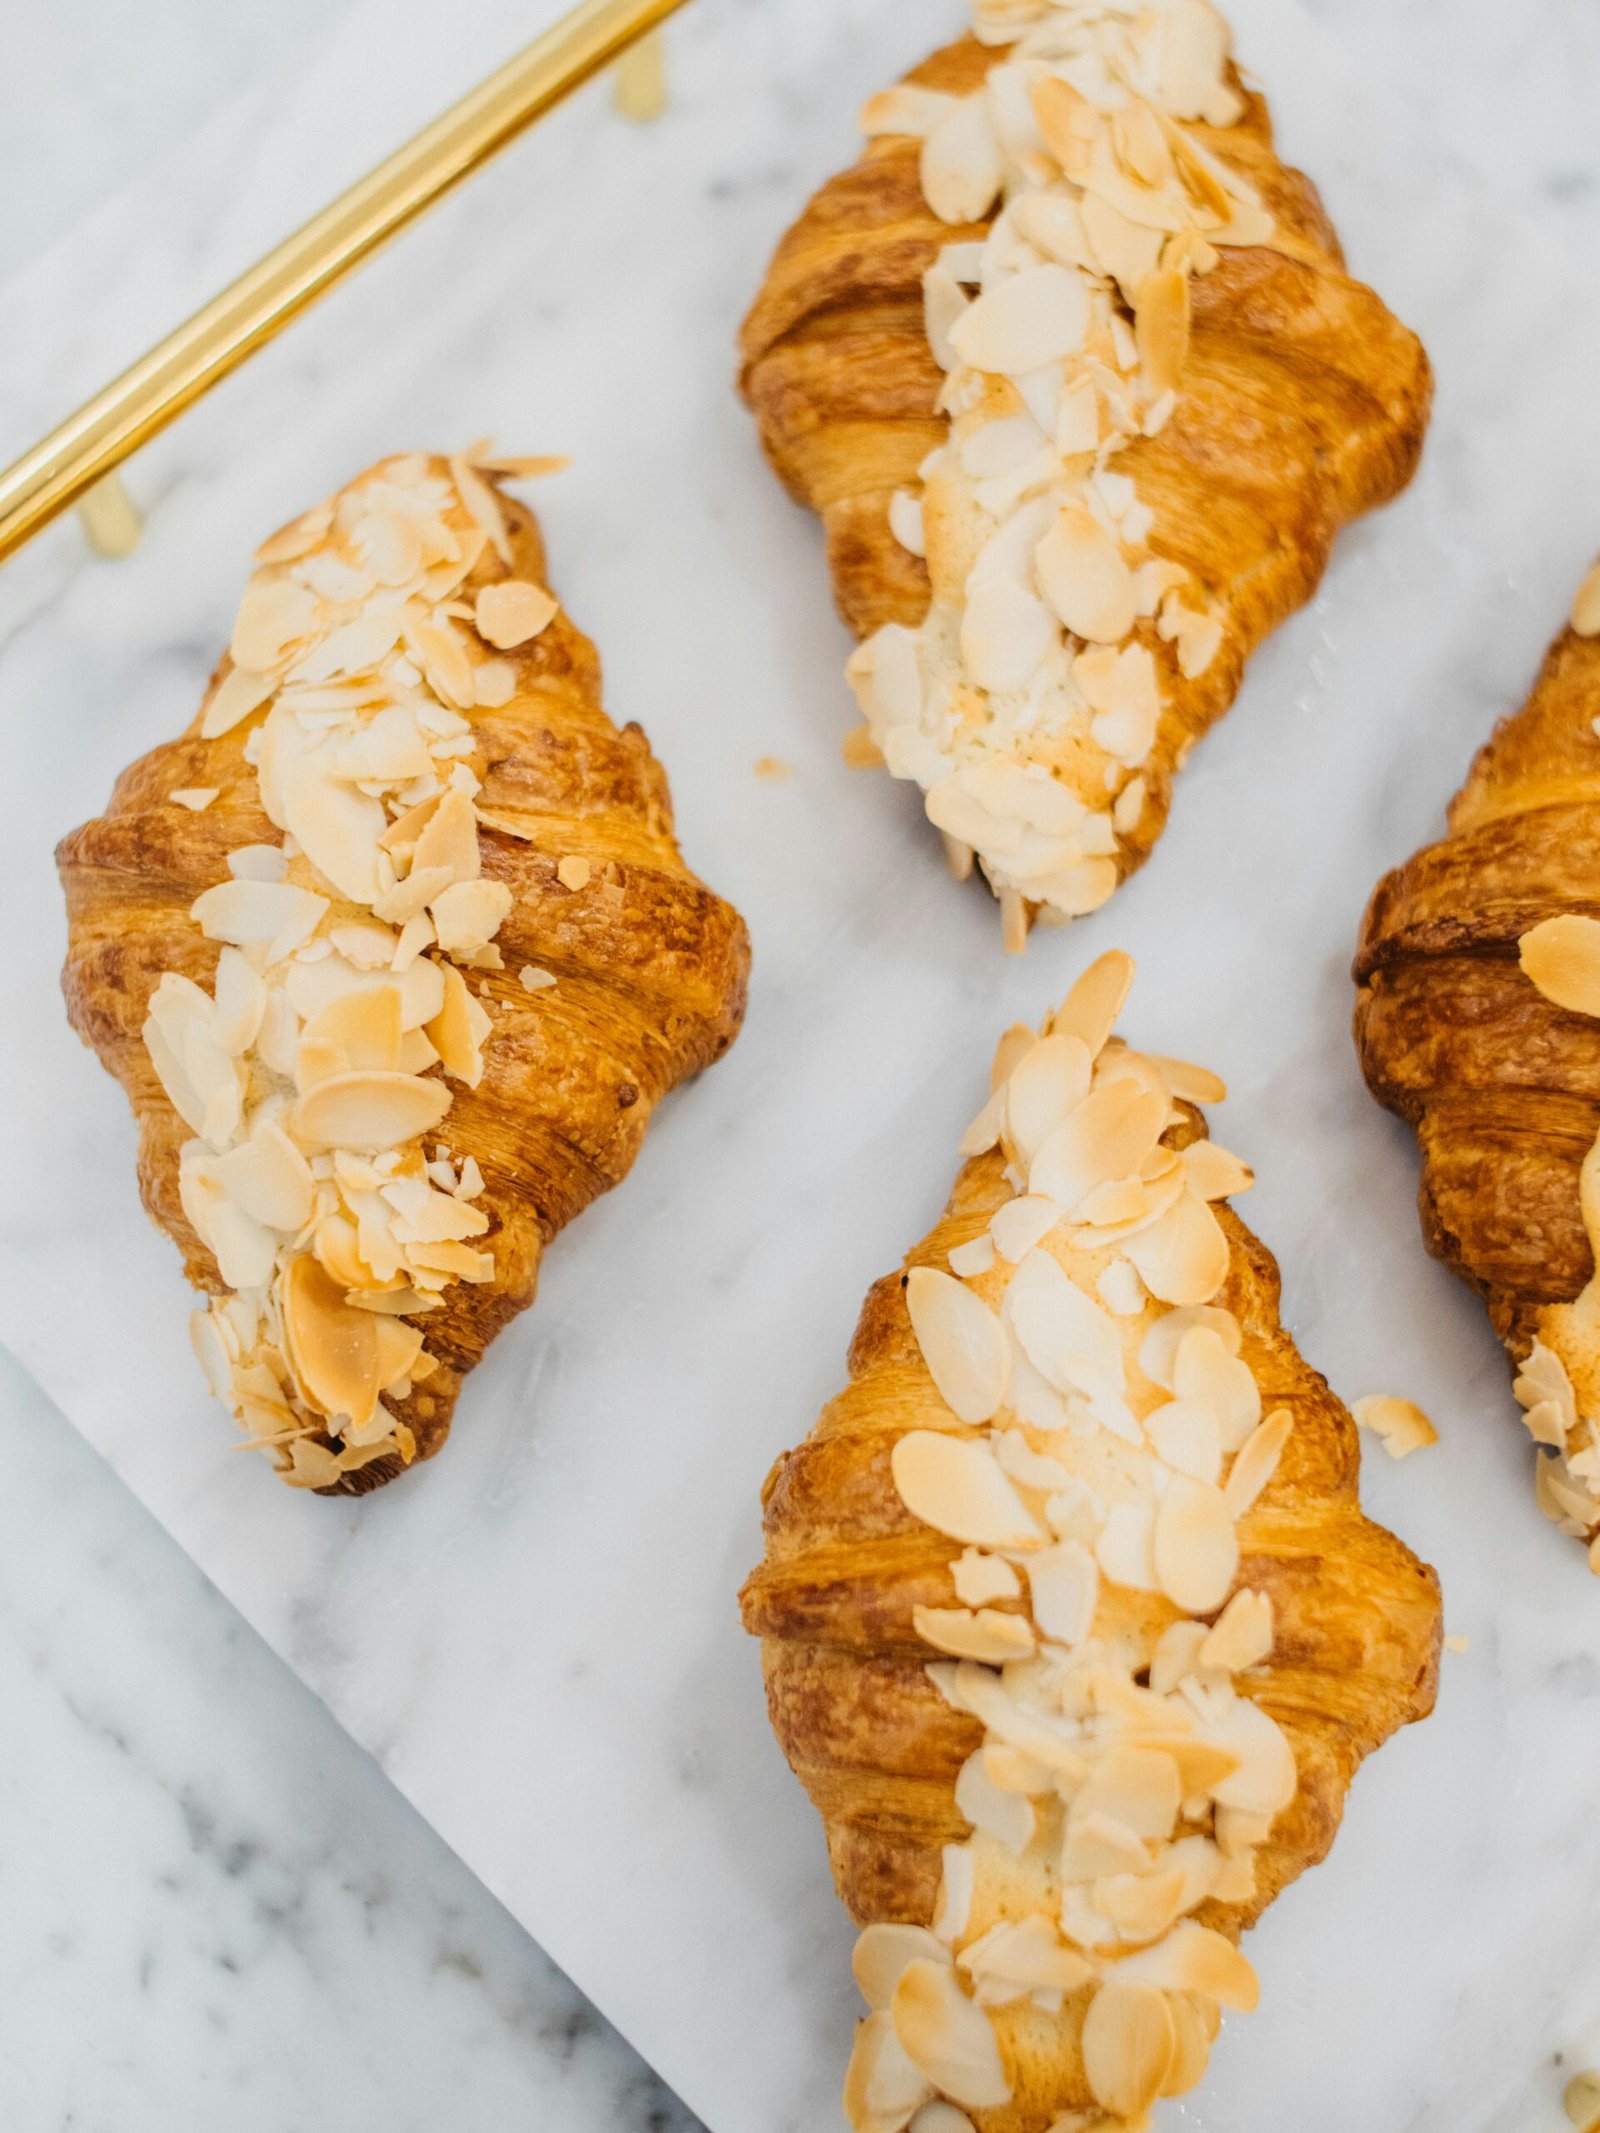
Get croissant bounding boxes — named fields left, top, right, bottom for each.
left=58, top=453, right=749, bottom=1494
left=1355, top=559, right=1600, bottom=1562
left=742, top=952, right=1439, bottom=2130
left=739, top=0, right=1430, bottom=950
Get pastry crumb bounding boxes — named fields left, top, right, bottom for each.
left=754, top=756, right=795, bottom=782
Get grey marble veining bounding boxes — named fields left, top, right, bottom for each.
left=6, top=4, right=1600, bottom=2130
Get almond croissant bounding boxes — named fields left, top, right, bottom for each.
left=58, top=454, right=749, bottom=1494
left=1356, top=559, right=1600, bottom=1563
left=742, top=953, right=1439, bottom=2130
left=739, top=0, right=1430, bottom=950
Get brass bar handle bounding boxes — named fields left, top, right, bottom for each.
left=0, top=0, right=692, bottom=566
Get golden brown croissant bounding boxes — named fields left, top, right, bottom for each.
left=58, top=453, right=749, bottom=1493
left=742, top=952, right=1439, bottom=2130
left=739, top=0, right=1431, bottom=950
left=1356, top=558, right=1600, bottom=1561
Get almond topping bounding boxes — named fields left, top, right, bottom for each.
left=1353, top=1394, right=1438, bottom=1461
left=890, top=1961, right=1011, bottom=2111
left=475, top=579, right=558, bottom=649
left=1520, top=914, right=1600, bottom=1018
left=891, top=1430, right=1042, bottom=1550
left=906, top=1267, right=1011, bottom=1424
left=1082, top=1979, right=1176, bottom=2120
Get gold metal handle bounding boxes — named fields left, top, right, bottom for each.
left=0, top=0, right=692, bottom=566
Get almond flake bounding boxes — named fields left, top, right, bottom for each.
left=1036, top=504, right=1137, bottom=645
left=1153, top=1472, right=1238, bottom=1613
left=949, top=264, right=1090, bottom=375
left=890, top=1961, right=1011, bottom=2112
left=914, top=1604, right=1036, bottom=1664
left=891, top=1430, right=1041, bottom=1550
left=1520, top=914, right=1600, bottom=1018
left=1029, top=1077, right=1168, bottom=1211
left=1199, top=1588, right=1273, bottom=1672
left=920, top=96, right=1003, bottom=227
left=231, top=579, right=319, bottom=671
left=281, top=1253, right=381, bottom=1427
left=1353, top=1394, right=1438, bottom=1461
left=1005, top=1033, right=1093, bottom=1162
left=842, top=724, right=886, bottom=769
left=1024, top=1539, right=1098, bottom=1645
left=843, top=2012, right=932, bottom=2133
left=1082, top=1979, right=1175, bottom=2120
left=1135, top=266, right=1191, bottom=396
left=1223, top=1407, right=1293, bottom=1517
left=1124, top=1190, right=1230, bottom=1306
left=951, top=1548, right=1019, bottom=1607
left=949, top=1234, right=996, bottom=1279
left=431, top=879, right=512, bottom=957
left=170, top=787, right=219, bottom=811
left=290, top=1069, right=452, bottom=1153
left=906, top=1266, right=1011, bottom=1423
left=954, top=1750, right=1036, bottom=1853
left=557, top=855, right=592, bottom=892
left=475, top=580, right=558, bottom=649
left=1117, top=1920, right=1259, bottom=2011
left=427, top=962, right=492, bottom=1086
left=852, top=1925, right=952, bottom=2013
left=1050, top=950, right=1135, bottom=1058
left=519, top=964, right=557, bottom=992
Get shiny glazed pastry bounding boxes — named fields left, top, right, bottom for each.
left=742, top=953, right=1439, bottom=2129
left=739, top=0, right=1431, bottom=950
left=1356, top=557, right=1600, bottom=1565
left=58, top=454, right=749, bottom=1493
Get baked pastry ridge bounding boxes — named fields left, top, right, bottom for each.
left=743, top=953, right=1439, bottom=2130
left=739, top=0, right=1431, bottom=950
left=1356, top=558, right=1600, bottom=1563
left=58, top=454, right=749, bottom=1491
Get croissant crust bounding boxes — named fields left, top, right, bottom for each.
left=59, top=458, right=749, bottom=1492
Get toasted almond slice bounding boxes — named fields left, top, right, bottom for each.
left=843, top=2010, right=933, bottom=2133
left=449, top=455, right=512, bottom=564
left=1030, top=74, right=1097, bottom=179
left=853, top=1926, right=952, bottom=2013
left=948, top=263, right=1090, bottom=375
left=1206, top=1696, right=1297, bottom=1816
left=1060, top=1810, right=1149, bottom=1882
left=1072, top=1742, right=1180, bottom=1842
left=919, top=95, right=1003, bottom=226
left=201, top=663, right=278, bottom=739
left=231, top=578, right=319, bottom=671
left=1081, top=192, right=1164, bottom=301
left=1153, top=1472, right=1238, bottom=1613
left=285, top=1436, right=344, bottom=1489
left=1573, top=562, right=1600, bottom=637
left=1134, top=265, right=1191, bottom=396
left=1200, top=1587, right=1273, bottom=1673
left=302, top=985, right=404, bottom=1077
left=1025, top=1539, right=1098, bottom=1646
left=914, top=1605, right=1036, bottom=1666
left=1224, top=1407, right=1293, bottom=1517
left=1006, top=1248, right=1123, bottom=1394
left=859, top=82, right=958, bottom=139
left=1159, top=3, right=1235, bottom=123
left=1029, top=1078, right=1168, bottom=1212
left=427, top=962, right=493, bottom=1087
left=1173, top=1325, right=1261, bottom=1446
left=1081, top=1979, right=1175, bottom=2120
left=255, top=501, right=333, bottom=565
left=430, top=878, right=512, bottom=957
left=413, top=787, right=481, bottom=884
left=557, top=855, right=592, bottom=891
left=1125, top=1190, right=1230, bottom=1306
left=1181, top=1141, right=1253, bottom=1201
left=990, top=1194, right=1059, bottom=1265
left=211, top=1124, right=315, bottom=1232
left=906, top=1267, right=1010, bottom=1423
left=475, top=579, right=558, bottom=649
left=891, top=1961, right=1011, bottom=2112
left=954, top=1749, right=1037, bottom=1855
left=290, top=1069, right=452, bottom=1152
left=1050, top=950, right=1135, bottom=1058
left=281, top=1253, right=380, bottom=1426
left=191, top=879, right=328, bottom=961
left=1353, top=1394, right=1438, bottom=1461
left=1112, top=97, right=1174, bottom=188
left=1036, top=504, right=1137, bottom=646
left=1520, top=914, right=1600, bottom=1017
left=951, top=1548, right=1020, bottom=1607
left=1118, top=1920, right=1259, bottom=2012
left=1143, top=1051, right=1225, bottom=1105
left=891, top=1430, right=1041, bottom=1550
left=1005, top=1033, right=1093, bottom=1163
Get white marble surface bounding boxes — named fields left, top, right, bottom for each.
left=7, top=3, right=1600, bottom=2129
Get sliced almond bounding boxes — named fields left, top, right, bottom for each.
left=1353, top=1394, right=1438, bottom=1461
left=281, top=1253, right=380, bottom=1427
left=1081, top=1979, right=1175, bottom=2120
left=1036, top=505, right=1137, bottom=645
left=891, top=1430, right=1042, bottom=1550
left=1520, top=915, right=1600, bottom=1018
left=1124, top=1191, right=1230, bottom=1306
left=954, top=1749, right=1036, bottom=1853
left=290, top=1069, right=452, bottom=1153
left=906, top=1267, right=1010, bottom=1424
left=919, top=95, right=1004, bottom=227
left=1206, top=1696, right=1297, bottom=1816
left=948, top=264, right=1090, bottom=376
left=1135, top=266, right=1191, bottom=397
left=430, top=879, right=512, bottom=957
left=853, top=1925, right=952, bottom=2013
left=1153, top=1472, right=1238, bottom=1613
left=890, top=1961, right=1011, bottom=2111
left=1224, top=1407, right=1293, bottom=1517
left=1029, top=1078, right=1168, bottom=1212
left=1199, top=1588, right=1273, bottom=1673
left=842, top=2011, right=933, bottom=2133
left=1072, top=1743, right=1180, bottom=1842
left=1025, top=1539, right=1098, bottom=1645
left=475, top=579, right=558, bottom=649
left=1050, top=950, right=1136, bottom=1058
left=1004, top=1033, right=1093, bottom=1163
left=413, top=788, right=481, bottom=884
left=1118, top=1920, right=1259, bottom=2011
left=913, top=1605, right=1036, bottom=1665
